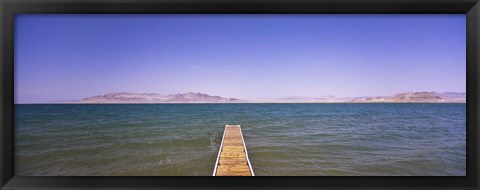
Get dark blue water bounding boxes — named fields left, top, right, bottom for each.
left=14, top=103, right=466, bottom=176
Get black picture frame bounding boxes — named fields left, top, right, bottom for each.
left=1, top=0, right=479, bottom=189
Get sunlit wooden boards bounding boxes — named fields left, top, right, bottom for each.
left=213, top=125, right=254, bottom=176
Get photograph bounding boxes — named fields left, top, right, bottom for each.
left=14, top=14, right=466, bottom=176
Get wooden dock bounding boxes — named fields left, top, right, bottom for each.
left=213, top=125, right=254, bottom=176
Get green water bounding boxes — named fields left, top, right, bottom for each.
left=14, top=103, right=466, bottom=176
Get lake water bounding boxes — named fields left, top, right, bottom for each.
left=14, top=103, right=466, bottom=176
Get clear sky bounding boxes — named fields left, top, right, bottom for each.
left=15, top=14, right=466, bottom=103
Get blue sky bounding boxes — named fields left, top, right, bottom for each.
left=15, top=14, right=465, bottom=103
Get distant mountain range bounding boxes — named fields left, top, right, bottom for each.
left=348, top=92, right=465, bottom=103
left=79, top=92, right=241, bottom=103
left=77, top=91, right=465, bottom=104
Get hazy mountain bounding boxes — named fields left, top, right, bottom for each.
left=80, top=92, right=241, bottom=103
left=279, top=95, right=337, bottom=101
left=350, top=92, right=465, bottom=103
left=77, top=91, right=465, bottom=104
left=434, top=92, right=466, bottom=101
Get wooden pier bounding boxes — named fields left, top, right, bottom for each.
left=213, top=125, right=254, bottom=176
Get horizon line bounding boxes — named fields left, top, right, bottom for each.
left=14, top=91, right=466, bottom=104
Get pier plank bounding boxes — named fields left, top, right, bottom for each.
left=213, top=125, right=254, bottom=176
